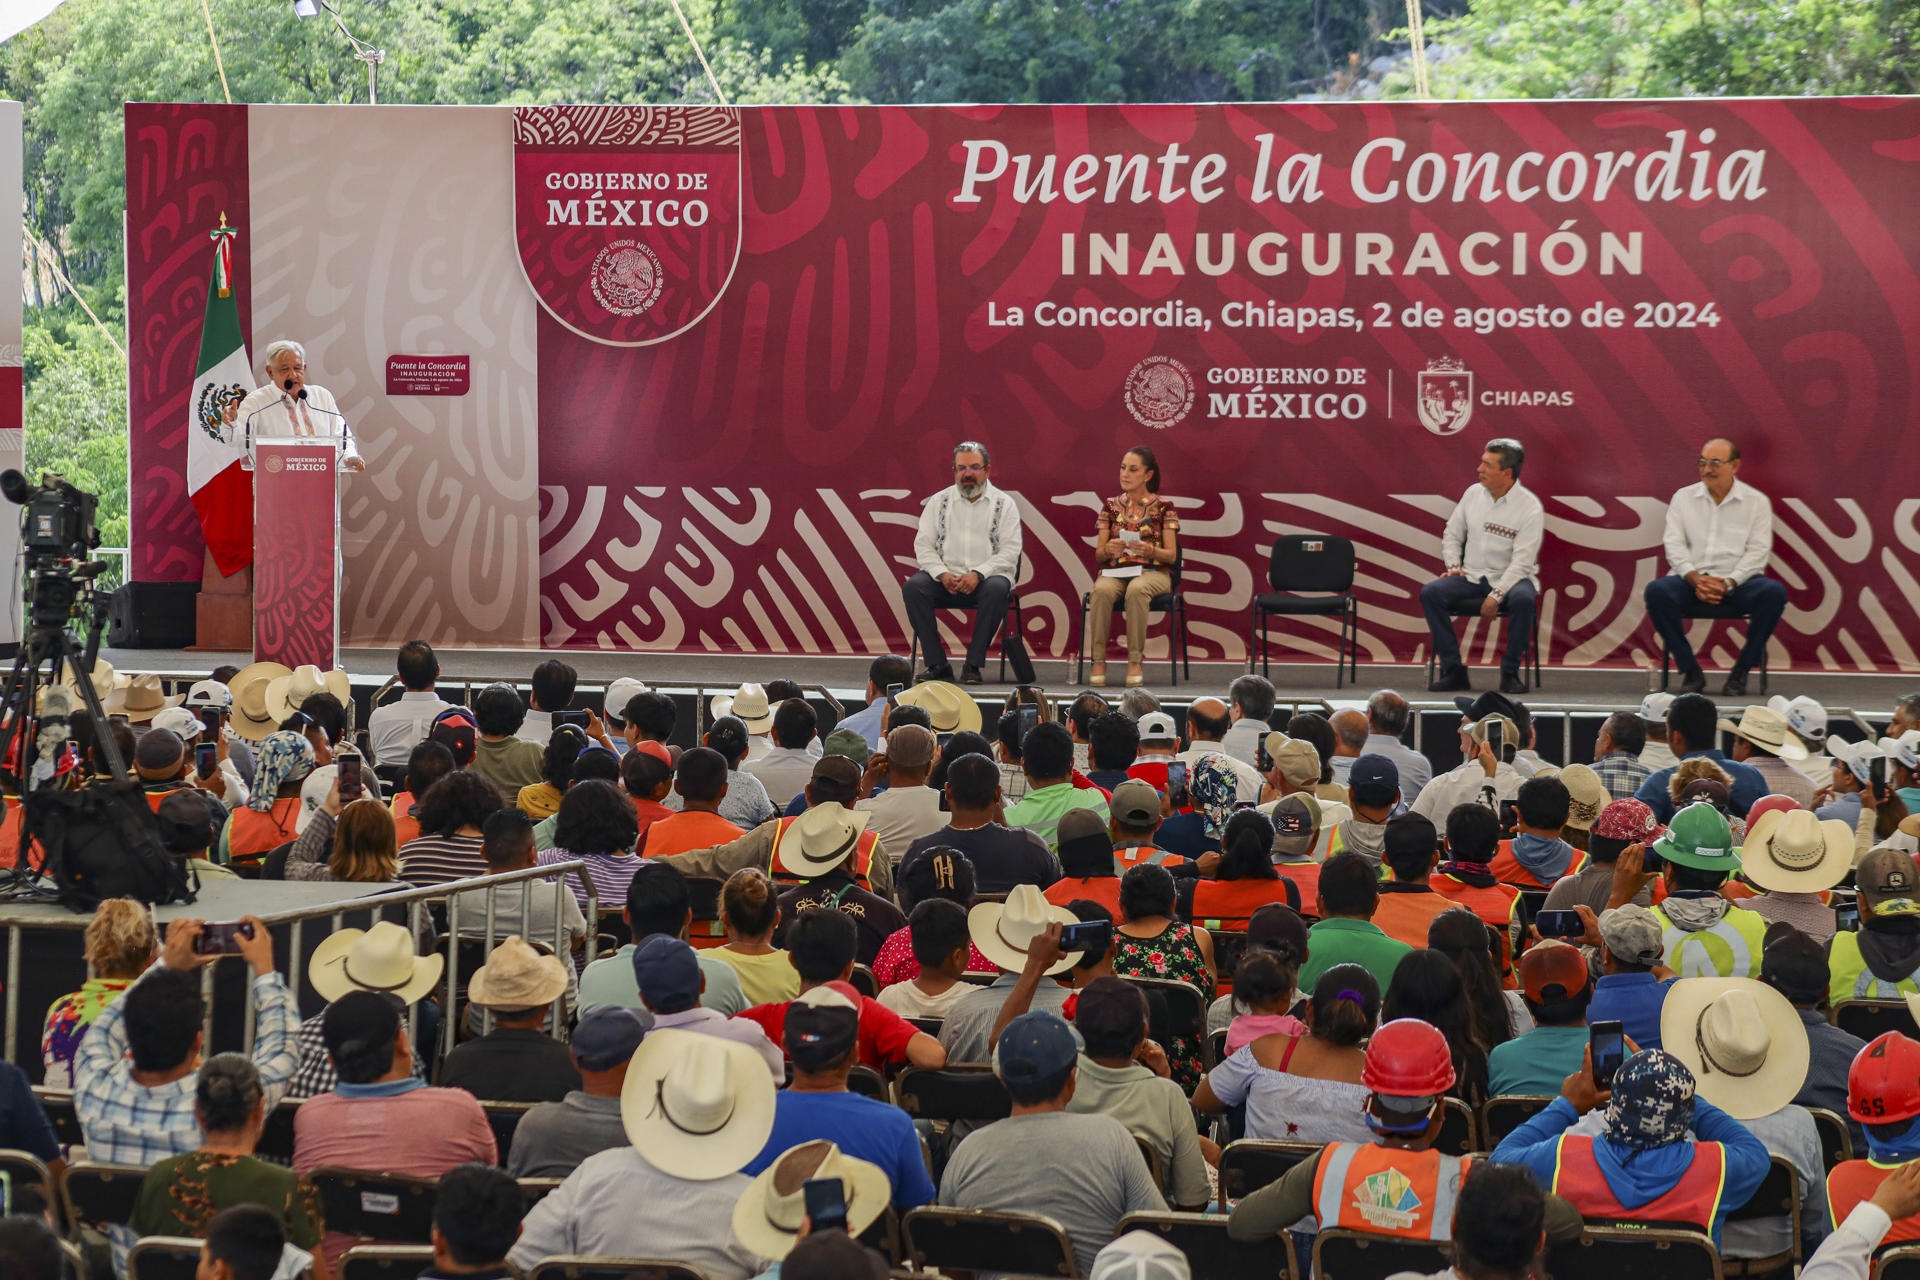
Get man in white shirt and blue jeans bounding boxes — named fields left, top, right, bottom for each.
left=1423, top=438, right=1544, bottom=697
left=903, top=441, right=1023, bottom=686
left=1645, top=437, right=1786, bottom=697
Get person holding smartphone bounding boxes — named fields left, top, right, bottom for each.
left=1085, top=446, right=1180, bottom=689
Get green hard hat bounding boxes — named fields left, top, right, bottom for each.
left=1653, top=800, right=1741, bottom=872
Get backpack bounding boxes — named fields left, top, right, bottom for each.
left=26, top=781, right=197, bottom=911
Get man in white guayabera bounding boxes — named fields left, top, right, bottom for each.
left=223, top=339, right=364, bottom=473
left=1422, top=437, right=1543, bottom=698
left=901, top=441, right=1023, bottom=687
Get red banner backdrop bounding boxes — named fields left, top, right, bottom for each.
left=127, top=100, right=1920, bottom=672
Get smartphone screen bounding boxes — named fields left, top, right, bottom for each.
left=1836, top=899, right=1861, bottom=932
left=803, top=1177, right=849, bottom=1234
left=1871, top=756, right=1889, bottom=793
left=1255, top=737, right=1273, bottom=773
left=200, top=710, right=221, bottom=743
left=1485, top=719, right=1504, bottom=756
left=885, top=682, right=905, bottom=709
left=1166, top=761, right=1189, bottom=808
left=1590, top=1020, right=1626, bottom=1089
left=1015, top=704, right=1039, bottom=741
left=195, top=742, right=218, bottom=778
left=1059, top=920, right=1113, bottom=953
left=1535, top=909, right=1584, bottom=940
left=554, top=709, right=591, bottom=729
left=192, top=921, right=255, bottom=956
left=339, top=755, right=364, bottom=801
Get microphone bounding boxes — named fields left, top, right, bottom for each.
left=297, top=389, right=309, bottom=401
left=283, top=377, right=298, bottom=391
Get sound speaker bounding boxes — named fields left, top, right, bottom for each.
left=107, top=582, right=200, bottom=648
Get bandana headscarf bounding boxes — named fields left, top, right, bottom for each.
left=249, top=730, right=316, bottom=812
left=1191, top=755, right=1238, bottom=839
left=1865, top=1113, right=1920, bottom=1165
left=1603, top=1049, right=1697, bottom=1150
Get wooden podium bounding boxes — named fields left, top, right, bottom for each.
left=250, top=436, right=343, bottom=668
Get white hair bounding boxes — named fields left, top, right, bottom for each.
left=262, top=339, right=306, bottom=371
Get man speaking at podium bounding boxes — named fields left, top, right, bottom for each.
left=222, top=340, right=365, bottom=472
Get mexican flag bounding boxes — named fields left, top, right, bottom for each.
left=187, top=225, right=254, bottom=576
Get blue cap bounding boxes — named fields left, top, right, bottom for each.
left=571, top=1005, right=651, bottom=1070
left=632, top=934, right=702, bottom=1010
left=994, top=1010, right=1082, bottom=1088
left=1348, top=754, right=1400, bottom=806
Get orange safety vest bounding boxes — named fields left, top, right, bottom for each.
left=1312, top=1143, right=1472, bottom=1240
left=1115, top=842, right=1180, bottom=874
left=1829, top=1160, right=1920, bottom=1246
left=1552, top=1135, right=1727, bottom=1233
left=226, top=799, right=302, bottom=864
left=1275, top=859, right=1322, bottom=914
left=1189, top=878, right=1297, bottom=931
left=1429, top=871, right=1521, bottom=985
left=768, top=817, right=880, bottom=892
left=1489, top=841, right=1586, bottom=890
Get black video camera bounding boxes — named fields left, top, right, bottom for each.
left=3, top=470, right=100, bottom=562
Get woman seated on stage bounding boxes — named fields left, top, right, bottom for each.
left=1087, top=446, right=1179, bottom=688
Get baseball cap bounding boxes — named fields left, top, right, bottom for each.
left=1057, top=808, right=1114, bottom=873
left=603, top=677, right=649, bottom=722
left=886, top=724, right=936, bottom=770
left=629, top=740, right=673, bottom=767
left=786, top=986, right=861, bottom=1073
left=1678, top=777, right=1731, bottom=810
left=430, top=710, right=478, bottom=766
left=154, top=789, right=216, bottom=855
left=1136, top=711, right=1179, bottom=744
left=1265, top=734, right=1321, bottom=788
left=1520, top=939, right=1592, bottom=1003
left=184, top=679, right=234, bottom=709
left=706, top=716, right=750, bottom=761
left=1593, top=798, right=1662, bottom=844
left=1348, top=755, right=1399, bottom=806
left=1599, top=904, right=1665, bottom=967
left=1245, top=903, right=1309, bottom=961
left=632, top=935, right=704, bottom=1008
left=1858, top=846, right=1920, bottom=916
left=820, top=727, right=870, bottom=765
left=571, top=1006, right=651, bottom=1070
left=1760, top=921, right=1830, bottom=1005
left=994, top=1010, right=1082, bottom=1089
left=134, top=728, right=188, bottom=781
left=149, top=706, right=206, bottom=740
left=1090, top=1231, right=1192, bottom=1280
left=1109, top=779, right=1161, bottom=826
left=1637, top=692, right=1675, bottom=723
left=811, top=754, right=863, bottom=793
left=1269, top=794, right=1323, bottom=858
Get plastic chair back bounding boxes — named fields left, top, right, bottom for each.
left=1268, top=535, right=1355, bottom=595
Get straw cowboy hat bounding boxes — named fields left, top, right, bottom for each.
left=731, top=1140, right=891, bottom=1260
left=710, top=683, right=775, bottom=735
left=267, top=664, right=352, bottom=725
left=969, top=883, right=1080, bottom=977
left=1716, top=705, right=1809, bottom=761
left=309, top=920, right=444, bottom=1005
left=893, top=680, right=982, bottom=735
left=1740, top=808, right=1854, bottom=894
left=102, top=674, right=184, bottom=724
left=1661, top=977, right=1809, bottom=1120
left=61, top=658, right=128, bottom=695
left=776, top=803, right=872, bottom=879
left=228, top=661, right=294, bottom=740
left=622, top=1028, right=777, bottom=1181
left=466, top=935, right=570, bottom=1010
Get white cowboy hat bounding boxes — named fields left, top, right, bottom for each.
left=1555, top=764, right=1609, bottom=832
left=622, top=1028, right=777, bottom=1181
left=710, top=683, right=775, bottom=735
left=969, top=883, right=1079, bottom=977
left=1715, top=706, right=1808, bottom=761
left=467, top=935, right=571, bottom=1010
left=1766, top=695, right=1829, bottom=746
left=1661, top=977, right=1809, bottom=1120
left=102, top=674, right=185, bottom=724
left=309, top=920, right=444, bottom=1005
left=266, top=664, right=352, bottom=725
left=228, top=662, right=294, bottom=741
left=730, top=1140, right=891, bottom=1261
left=776, top=803, right=872, bottom=879
left=1740, top=808, right=1853, bottom=894
left=894, top=680, right=983, bottom=735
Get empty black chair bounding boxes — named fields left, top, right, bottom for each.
left=1075, top=550, right=1192, bottom=687
left=894, top=1067, right=1012, bottom=1125
left=1314, top=1228, right=1451, bottom=1279
left=1250, top=535, right=1359, bottom=688
left=1836, top=999, right=1918, bottom=1042
left=1545, top=1226, right=1721, bottom=1280
left=901, top=1206, right=1075, bottom=1278
left=62, top=1161, right=148, bottom=1236
left=1481, top=1095, right=1556, bottom=1145
left=1117, top=1210, right=1289, bottom=1279
left=126, top=1238, right=204, bottom=1280
left=1808, top=1107, right=1854, bottom=1170
left=483, top=1101, right=535, bottom=1166
left=1436, top=1098, right=1478, bottom=1156
left=1722, top=1156, right=1801, bottom=1276
left=309, top=1167, right=439, bottom=1246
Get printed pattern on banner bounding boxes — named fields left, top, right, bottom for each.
left=252, top=444, right=339, bottom=668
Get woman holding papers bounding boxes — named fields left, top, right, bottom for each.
left=1087, top=446, right=1180, bottom=688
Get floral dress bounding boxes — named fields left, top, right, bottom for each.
left=1112, top=920, right=1215, bottom=1092
left=42, top=977, right=134, bottom=1090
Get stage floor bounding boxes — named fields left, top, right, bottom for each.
left=97, top=644, right=1914, bottom=721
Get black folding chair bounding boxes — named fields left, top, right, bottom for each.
left=847, top=1065, right=889, bottom=1100
left=1659, top=598, right=1771, bottom=696
left=1315, top=1229, right=1453, bottom=1278
left=1216, top=1139, right=1321, bottom=1210
left=907, top=553, right=1030, bottom=684
left=1545, top=1226, right=1722, bottom=1280
left=0, top=1150, right=57, bottom=1220
left=126, top=1237, right=206, bottom=1280
left=339, top=1246, right=436, bottom=1280
left=1211, top=931, right=1251, bottom=986
left=1836, top=999, right=1919, bottom=1042
left=32, top=1088, right=83, bottom=1148
left=1249, top=534, right=1359, bottom=688
left=1878, top=1244, right=1920, bottom=1280
left=901, top=1206, right=1076, bottom=1278
left=1480, top=1094, right=1556, bottom=1145
left=894, top=1066, right=1012, bottom=1125
left=1425, top=591, right=1543, bottom=690
left=525, top=1259, right=712, bottom=1280
left=848, top=964, right=881, bottom=999
left=1118, top=1210, right=1290, bottom=1279
left=257, top=1099, right=301, bottom=1162
left=518, top=1178, right=564, bottom=1207
left=1437, top=1098, right=1479, bottom=1156
left=1809, top=1106, right=1854, bottom=1170
left=62, top=1161, right=147, bottom=1236
left=1075, top=550, right=1192, bottom=687
left=1723, top=1156, right=1802, bottom=1276
left=906, top=1017, right=944, bottom=1038
left=484, top=1101, right=536, bottom=1166
left=309, top=1166, right=439, bottom=1246
left=1126, top=975, right=1207, bottom=1056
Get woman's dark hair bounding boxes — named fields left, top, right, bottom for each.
left=1309, top=962, right=1380, bottom=1048
left=1383, top=948, right=1490, bottom=1105
left=898, top=847, right=976, bottom=914
left=1428, top=908, right=1516, bottom=1051
left=722, top=867, right=780, bottom=938
left=1235, top=950, right=1297, bottom=1010
left=417, top=769, right=505, bottom=838
left=1285, top=713, right=1337, bottom=784
left=1118, top=862, right=1177, bottom=923
left=1126, top=445, right=1162, bottom=494
left=196, top=1052, right=264, bottom=1134
left=540, top=725, right=591, bottom=788
left=1219, top=810, right=1280, bottom=881
left=553, top=778, right=639, bottom=856
left=295, top=691, right=347, bottom=745
left=1452, top=1163, right=1546, bottom=1276
left=929, top=731, right=994, bottom=793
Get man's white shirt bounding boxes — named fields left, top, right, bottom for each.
left=914, top=480, right=1023, bottom=579
left=366, top=690, right=457, bottom=766
left=1662, top=478, right=1773, bottom=584
left=231, top=382, right=361, bottom=466
left=1442, top=482, right=1543, bottom=596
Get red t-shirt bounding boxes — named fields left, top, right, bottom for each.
left=736, top=981, right=919, bottom=1068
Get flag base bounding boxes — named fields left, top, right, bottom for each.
left=194, top=549, right=251, bottom=650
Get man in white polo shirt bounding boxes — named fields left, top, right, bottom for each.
left=1645, top=437, right=1787, bottom=698
left=1422, top=438, right=1543, bottom=698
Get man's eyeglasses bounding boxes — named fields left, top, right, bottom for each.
left=954, top=465, right=986, bottom=475
left=1696, top=457, right=1731, bottom=469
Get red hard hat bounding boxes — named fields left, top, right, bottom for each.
left=1848, top=1032, right=1920, bottom=1125
left=1362, top=1018, right=1457, bottom=1098
left=1746, top=794, right=1803, bottom=831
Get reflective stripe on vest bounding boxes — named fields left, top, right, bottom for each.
left=1829, top=1160, right=1920, bottom=1246
left=768, top=818, right=879, bottom=891
left=1828, top=931, right=1920, bottom=1002
left=1654, top=906, right=1766, bottom=979
left=1312, top=1143, right=1469, bottom=1240
left=1550, top=1134, right=1727, bottom=1232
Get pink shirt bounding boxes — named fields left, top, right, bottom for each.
left=1224, top=1012, right=1309, bottom=1057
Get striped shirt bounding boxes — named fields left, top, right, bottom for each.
left=396, top=833, right=487, bottom=887
left=535, top=848, right=647, bottom=914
